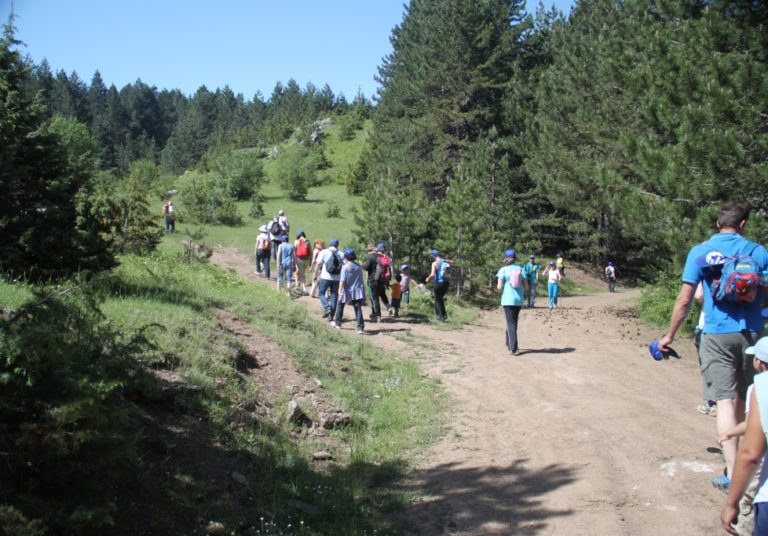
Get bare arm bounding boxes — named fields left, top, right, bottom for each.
left=718, top=421, right=747, bottom=446
left=658, top=282, right=696, bottom=351
left=425, top=261, right=437, bottom=283
left=722, top=389, right=766, bottom=534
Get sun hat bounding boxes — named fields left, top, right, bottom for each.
left=278, top=209, right=284, bottom=216
left=401, top=263, right=409, bottom=271
left=746, top=337, right=768, bottom=363
left=329, top=238, right=339, bottom=247
left=259, top=225, right=267, bottom=233
left=505, top=249, right=516, bottom=258
left=429, top=249, right=439, bottom=258
left=648, top=339, right=680, bottom=361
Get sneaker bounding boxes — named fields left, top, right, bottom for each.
left=712, top=474, right=731, bottom=492
left=697, top=403, right=717, bottom=417
left=357, top=329, right=364, bottom=334
left=388, top=306, right=394, bottom=316
left=332, top=322, right=341, bottom=329
left=322, top=310, right=331, bottom=319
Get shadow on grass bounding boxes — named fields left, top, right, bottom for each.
left=108, top=372, right=405, bottom=536
left=98, top=276, right=217, bottom=313
left=396, top=459, right=576, bottom=534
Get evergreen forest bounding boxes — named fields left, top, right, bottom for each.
left=1, top=0, right=768, bottom=533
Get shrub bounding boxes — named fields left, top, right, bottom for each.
left=325, top=199, right=341, bottom=218
left=0, top=289, right=146, bottom=532
left=638, top=273, right=700, bottom=334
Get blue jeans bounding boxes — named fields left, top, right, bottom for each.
left=318, top=279, right=339, bottom=316
left=755, top=502, right=768, bottom=535
left=256, top=250, right=270, bottom=278
left=334, top=299, right=364, bottom=330
left=548, top=282, right=559, bottom=307
left=278, top=263, right=292, bottom=286
left=527, top=282, right=537, bottom=307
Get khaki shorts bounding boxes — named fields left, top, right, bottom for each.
left=699, top=332, right=761, bottom=401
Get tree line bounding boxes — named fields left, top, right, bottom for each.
left=356, top=0, right=768, bottom=292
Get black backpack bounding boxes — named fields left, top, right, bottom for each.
left=269, top=219, right=281, bottom=236
left=325, top=250, right=342, bottom=275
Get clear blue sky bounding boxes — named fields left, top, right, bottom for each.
left=2, top=0, right=573, bottom=101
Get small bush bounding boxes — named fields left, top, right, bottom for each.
left=325, top=199, right=341, bottom=218
left=638, top=273, right=700, bottom=334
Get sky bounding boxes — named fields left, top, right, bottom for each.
left=2, top=0, right=573, bottom=102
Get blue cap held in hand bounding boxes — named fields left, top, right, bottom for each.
left=648, top=339, right=679, bottom=361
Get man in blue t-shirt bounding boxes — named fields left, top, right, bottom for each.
left=659, top=202, right=768, bottom=492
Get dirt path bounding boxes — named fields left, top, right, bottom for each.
left=211, top=248, right=726, bottom=535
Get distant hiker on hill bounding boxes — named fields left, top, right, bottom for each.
left=362, top=244, right=392, bottom=322
left=659, top=201, right=768, bottom=493
left=332, top=248, right=366, bottom=334
left=255, top=224, right=271, bottom=279
left=497, top=249, right=525, bottom=355
left=522, top=254, right=541, bottom=308
left=425, top=249, right=451, bottom=322
left=313, top=238, right=343, bottom=320
left=605, top=261, right=617, bottom=293
left=268, top=217, right=282, bottom=261
left=556, top=251, right=565, bottom=277
left=277, top=209, right=289, bottom=236
left=276, top=234, right=295, bottom=292
left=309, top=239, right=325, bottom=298
left=542, top=261, right=562, bottom=309
left=294, top=230, right=312, bottom=295
left=162, top=200, right=175, bottom=234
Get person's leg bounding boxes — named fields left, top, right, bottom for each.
left=547, top=282, right=554, bottom=308
left=328, top=281, right=340, bottom=318
left=318, top=279, right=331, bottom=316
left=716, top=398, right=740, bottom=479
left=353, top=300, right=364, bottom=331
left=333, top=300, right=345, bottom=327
left=255, top=254, right=260, bottom=274
left=368, top=281, right=381, bottom=318
left=435, top=282, right=448, bottom=320
left=403, top=289, right=410, bottom=309
left=509, top=306, right=521, bottom=352
left=378, top=282, right=392, bottom=312
left=552, top=283, right=559, bottom=307
left=503, top=306, right=514, bottom=352
left=530, top=282, right=537, bottom=307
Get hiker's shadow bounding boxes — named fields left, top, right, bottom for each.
left=518, top=347, right=575, bottom=355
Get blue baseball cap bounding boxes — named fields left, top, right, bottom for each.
left=695, top=250, right=727, bottom=268
left=401, top=263, right=409, bottom=271
left=505, top=249, right=516, bottom=258
left=429, top=249, right=439, bottom=257
left=376, top=242, right=386, bottom=250
left=343, top=247, right=355, bottom=258
left=648, top=339, right=679, bottom=361
left=329, top=238, right=339, bottom=247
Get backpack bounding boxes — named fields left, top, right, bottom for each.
left=259, top=236, right=271, bottom=252
left=162, top=203, right=170, bottom=215
left=508, top=267, right=522, bottom=289
left=296, top=238, right=311, bottom=258
left=375, top=255, right=393, bottom=283
left=709, top=251, right=762, bottom=304
left=436, top=259, right=451, bottom=283
left=325, top=250, right=342, bottom=275
left=605, top=266, right=615, bottom=279
left=269, top=219, right=281, bottom=236
left=279, top=244, right=294, bottom=267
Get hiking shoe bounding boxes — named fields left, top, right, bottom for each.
left=357, top=329, right=365, bottom=334
left=712, top=475, right=731, bottom=492
left=697, top=403, right=717, bottom=416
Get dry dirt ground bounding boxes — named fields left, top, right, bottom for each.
left=211, top=247, right=729, bottom=536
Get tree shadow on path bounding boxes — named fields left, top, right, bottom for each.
left=398, top=459, right=576, bottom=535
left=518, top=347, right=575, bottom=355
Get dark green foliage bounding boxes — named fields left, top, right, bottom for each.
left=177, top=170, right=243, bottom=225
left=273, top=144, right=319, bottom=201
left=201, top=146, right=265, bottom=200
left=0, top=289, right=144, bottom=532
left=0, top=26, right=116, bottom=281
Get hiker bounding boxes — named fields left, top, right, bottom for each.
left=268, top=217, right=282, bottom=261
left=556, top=251, right=565, bottom=277
left=294, top=230, right=312, bottom=295
left=309, top=239, right=325, bottom=298
left=375, top=243, right=394, bottom=315
left=162, top=200, right=175, bottom=234
left=331, top=248, right=366, bottom=334
left=277, top=209, right=289, bottom=236
left=659, top=201, right=768, bottom=492
left=400, top=264, right=412, bottom=310
left=361, top=244, right=391, bottom=322
left=313, top=238, right=343, bottom=319
left=276, top=234, right=295, bottom=292
left=721, top=337, right=768, bottom=535
left=390, top=274, right=402, bottom=317
left=522, top=254, right=541, bottom=308
left=255, top=224, right=271, bottom=279
left=425, top=249, right=451, bottom=322
left=694, top=283, right=717, bottom=417
left=497, top=249, right=525, bottom=355
left=605, top=261, right=617, bottom=292
left=542, top=261, right=562, bottom=309
left=719, top=337, right=768, bottom=536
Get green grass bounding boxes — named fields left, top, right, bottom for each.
left=84, top=252, right=443, bottom=534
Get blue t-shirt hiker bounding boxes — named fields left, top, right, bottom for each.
left=496, top=249, right=525, bottom=354
left=659, top=202, right=768, bottom=492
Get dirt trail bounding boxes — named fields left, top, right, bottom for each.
left=211, top=247, right=726, bottom=535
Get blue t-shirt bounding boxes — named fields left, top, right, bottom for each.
left=497, top=264, right=525, bottom=306
left=681, top=232, right=768, bottom=334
